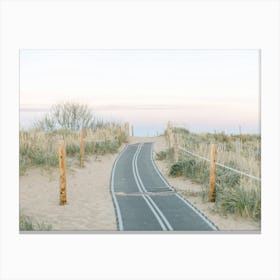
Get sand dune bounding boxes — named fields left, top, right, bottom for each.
left=20, top=152, right=120, bottom=231
left=19, top=135, right=260, bottom=231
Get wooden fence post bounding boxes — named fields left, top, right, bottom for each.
left=59, top=140, right=67, bottom=205
left=80, top=128, right=85, bottom=168
left=209, top=144, right=217, bottom=202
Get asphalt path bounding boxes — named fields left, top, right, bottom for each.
left=110, top=142, right=218, bottom=231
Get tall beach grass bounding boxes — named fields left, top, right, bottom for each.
left=19, top=211, right=52, bottom=231
left=160, top=127, right=261, bottom=220
left=19, top=103, right=128, bottom=173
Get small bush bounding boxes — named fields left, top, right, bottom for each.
left=169, top=161, right=185, bottom=177
left=174, top=127, right=190, bottom=135
left=20, top=146, right=58, bottom=169
left=214, top=132, right=230, bottom=143
left=156, top=151, right=167, bottom=160
left=216, top=169, right=240, bottom=188
left=34, top=103, right=96, bottom=131
left=217, top=186, right=261, bottom=220
left=66, top=143, right=80, bottom=156
left=169, top=159, right=209, bottom=185
left=84, top=140, right=119, bottom=155
left=19, top=120, right=122, bottom=171
left=19, top=213, right=52, bottom=231
left=94, top=140, right=120, bottom=155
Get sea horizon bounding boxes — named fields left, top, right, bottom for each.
left=19, top=106, right=260, bottom=136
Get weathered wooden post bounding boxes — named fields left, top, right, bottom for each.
left=209, top=144, right=217, bottom=202
left=59, top=140, right=67, bottom=205
left=80, top=128, right=85, bottom=168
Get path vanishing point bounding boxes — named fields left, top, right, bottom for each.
left=110, top=142, right=219, bottom=231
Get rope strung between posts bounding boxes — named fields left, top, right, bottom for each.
left=178, top=146, right=261, bottom=182
left=215, top=162, right=261, bottom=181
left=178, top=146, right=210, bottom=162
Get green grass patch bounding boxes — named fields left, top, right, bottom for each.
left=19, top=213, right=52, bottom=231
left=85, top=140, right=120, bottom=155
left=216, top=186, right=261, bottom=220
left=156, top=151, right=167, bottom=160
left=169, top=159, right=209, bottom=184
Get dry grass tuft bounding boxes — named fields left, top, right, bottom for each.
left=165, top=127, right=261, bottom=220
left=19, top=124, right=125, bottom=173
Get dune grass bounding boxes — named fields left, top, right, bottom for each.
left=216, top=186, right=261, bottom=220
left=19, top=212, right=52, bottom=231
left=164, top=127, right=261, bottom=220
left=20, top=103, right=127, bottom=173
left=172, top=127, right=260, bottom=178
left=19, top=126, right=123, bottom=173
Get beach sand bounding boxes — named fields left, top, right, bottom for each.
left=19, top=150, right=121, bottom=231
left=19, top=135, right=260, bottom=231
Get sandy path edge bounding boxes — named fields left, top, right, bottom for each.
left=19, top=146, right=126, bottom=231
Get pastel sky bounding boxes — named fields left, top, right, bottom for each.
left=20, top=49, right=260, bottom=134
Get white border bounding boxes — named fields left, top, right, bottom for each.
left=1, top=1, right=280, bottom=280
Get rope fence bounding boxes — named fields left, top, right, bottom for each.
left=178, top=146, right=261, bottom=182
left=165, top=121, right=261, bottom=202
left=178, top=146, right=210, bottom=163
left=215, top=162, right=261, bottom=181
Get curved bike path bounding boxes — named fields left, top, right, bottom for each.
left=110, top=142, right=218, bottom=231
